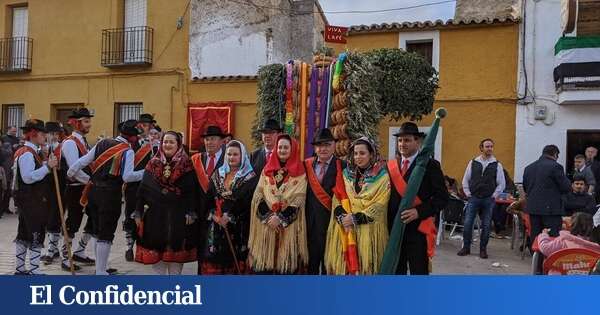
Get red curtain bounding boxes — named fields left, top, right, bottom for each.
left=187, top=102, right=235, bottom=152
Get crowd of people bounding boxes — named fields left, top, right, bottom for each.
left=7, top=109, right=600, bottom=276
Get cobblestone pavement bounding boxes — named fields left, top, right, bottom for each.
left=0, top=209, right=532, bottom=275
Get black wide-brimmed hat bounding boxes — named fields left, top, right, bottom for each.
left=393, top=122, right=425, bottom=138
left=68, top=108, right=94, bottom=119
left=21, top=119, right=46, bottom=132
left=258, top=119, right=283, bottom=133
left=202, top=125, right=226, bottom=138
left=311, top=128, right=336, bottom=145
left=45, top=121, right=63, bottom=133
left=118, top=119, right=141, bottom=136
left=139, top=113, right=156, bottom=124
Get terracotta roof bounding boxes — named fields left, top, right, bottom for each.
left=348, top=16, right=519, bottom=34
left=192, top=75, right=258, bottom=82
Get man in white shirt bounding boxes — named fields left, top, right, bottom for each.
left=13, top=119, right=58, bottom=275
left=68, top=119, right=144, bottom=275
left=457, top=138, right=506, bottom=259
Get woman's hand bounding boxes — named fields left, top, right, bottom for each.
left=267, top=215, right=282, bottom=232
left=135, top=217, right=141, bottom=227
left=218, top=214, right=230, bottom=228
left=185, top=214, right=195, bottom=225
left=342, top=214, right=354, bottom=229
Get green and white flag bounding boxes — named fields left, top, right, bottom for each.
left=554, top=36, right=600, bottom=84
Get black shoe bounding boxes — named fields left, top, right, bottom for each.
left=40, top=255, right=54, bottom=265
left=106, top=268, right=118, bottom=275
left=480, top=249, right=488, bottom=259
left=125, top=249, right=134, bottom=262
left=457, top=247, right=470, bottom=256
left=73, top=255, right=95, bottom=265
left=61, top=262, right=81, bottom=271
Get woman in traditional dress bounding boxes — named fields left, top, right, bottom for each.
left=248, top=134, right=308, bottom=274
left=201, top=140, right=257, bottom=274
left=325, top=137, right=390, bottom=275
left=134, top=131, right=199, bottom=275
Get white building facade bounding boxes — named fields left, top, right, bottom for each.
left=515, top=0, right=600, bottom=181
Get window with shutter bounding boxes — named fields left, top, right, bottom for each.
left=11, top=7, right=28, bottom=70
left=2, top=104, right=25, bottom=136
left=124, top=0, right=147, bottom=63
left=114, top=103, right=143, bottom=135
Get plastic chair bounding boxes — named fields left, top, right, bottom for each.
left=542, top=248, right=600, bottom=275
left=437, top=198, right=480, bottom=245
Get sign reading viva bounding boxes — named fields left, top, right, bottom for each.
left=324, top=25, right=348, bottom=44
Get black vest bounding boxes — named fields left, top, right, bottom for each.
left=91, top=139, right=126, bottom=187
left=59, top=137, right=91, bottom=184
left=15, top=150, right=51, bottom=201
left=468, top=160, right=498, bottom=198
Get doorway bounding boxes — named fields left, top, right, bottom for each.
left=566, top=130, right=600, bottom=177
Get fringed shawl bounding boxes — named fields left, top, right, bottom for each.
left=325, top=161, right=390, bottom=275
left=248, top=172, right=308, bottom=274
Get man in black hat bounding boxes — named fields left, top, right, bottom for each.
left=250, top=119, right=283, bottom=176
left=13, top=119, right=58, bottom=274
left=387, top=122, right=448, bottom=275
left=199, top=125, right=226, bottom=177
left=304, top=128, right=345, bottom=274
left=121, top=113, right=156, bottom=262
left=68, top=119, right=144, bottom=275
left=39, top=121, right=65, bottom=265
left=53, top=108, right=96, bottom=271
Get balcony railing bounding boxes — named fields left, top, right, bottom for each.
left=0, top=37, right=32, bottom=72
left=101, top=26, right=153, bottom=67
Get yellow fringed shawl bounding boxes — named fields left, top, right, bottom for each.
left=248, top=173, right=308, bottom=274
left=325, top=163, right=390, bottom=275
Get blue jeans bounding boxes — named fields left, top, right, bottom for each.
left=462, top=196, right=494, bottom=250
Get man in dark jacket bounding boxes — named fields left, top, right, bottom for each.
left=250, top=119, right=282, bottom=176
left=523, top=145, right=571, bottom=239
left=564, top=174, right=597, bottom=216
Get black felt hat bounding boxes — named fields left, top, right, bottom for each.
left=139, top=113, right=156, bottom=124
left=202, top=125, right=226, bottom=138
left=393, top=122, right=425, bottom=138
left=311, top=128, right=336, bottom=145
left=68, top=108, right=94, bottom=119
left=21, top=119, right=46, bottom=132
left=258, top=119, right=283, bottom=132
left=45, top=121, right=63, bottom=133
left=118, top=119, right=141, bottom=136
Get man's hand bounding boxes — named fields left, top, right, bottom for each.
left=401, top=208, right=419, bottom=223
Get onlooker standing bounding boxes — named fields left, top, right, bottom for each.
left=522, top=145, right=571, bottom=240
left=585, top=146, right=600, bottom=202
left=1, top=126, right=19, bottom=151
left=458, top=138, right=506, bottom=259
left=573, top=154, right=595, bottom=195
left=0, top=140, right=13, bottom=215
left=563, top=174, right=597, bottom=216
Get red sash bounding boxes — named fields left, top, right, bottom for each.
left=387, top=160, right=437, bottom=258
left=304, top=157, right=338, bottom=210
left=191, top=153, right=209, bottom=193
left=14, top=146, right=43, bottom=165
left=134, top=143, right=152, bottom=168
left=90, top=143, right=129, bottom=174
left=55, top=135, right=88, bottom=165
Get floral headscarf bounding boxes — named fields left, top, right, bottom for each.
left=346, top=136, right=383, bottom=179
left=145, top=131, right=193, bottom=194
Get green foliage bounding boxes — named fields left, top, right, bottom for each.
left=365, top=48, right=439, bottom=121
left=252, top=63, right=285, bottom=146
left=314, top=46, right=335, bottom=57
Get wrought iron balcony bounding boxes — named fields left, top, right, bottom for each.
left=0, top=37, right=32, bottom=73
left=101, top=26, right=153, bottom=67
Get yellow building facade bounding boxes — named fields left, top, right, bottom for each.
left=0, top=1, right=518, bottom=180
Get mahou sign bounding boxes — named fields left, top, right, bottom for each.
left=324, top=25, right=348, bottom=44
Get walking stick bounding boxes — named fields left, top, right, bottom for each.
left=223, top=226, right=242, bottom=274
left=52, top=166, right=75, bottom=275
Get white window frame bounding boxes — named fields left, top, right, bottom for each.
left=388, top=126, right=443, bottom=163
left=399, top=30, right=440, bottom=72
left=124, top=0, right=147, bottom=63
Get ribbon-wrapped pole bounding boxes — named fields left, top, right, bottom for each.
left=379, top=108, right=447, bottom=274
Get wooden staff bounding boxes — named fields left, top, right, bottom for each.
left=223, top=226, right=242, bottom=274
left=52, top=165, right=75, bottom=275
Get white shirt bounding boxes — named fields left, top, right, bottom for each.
left=462, top=155, right=506, bottom=198
left=399, top=151, right=419, bottom=171
left=314, top=155, right=334, bottom=176
left=16, top=141, right=50, bottom=184
left=67, top=136, right=143, bottom=183
left=61, top=131, right=90, bottom=185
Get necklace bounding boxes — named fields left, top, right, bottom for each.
left=163, top=164, right=172, bottom=179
